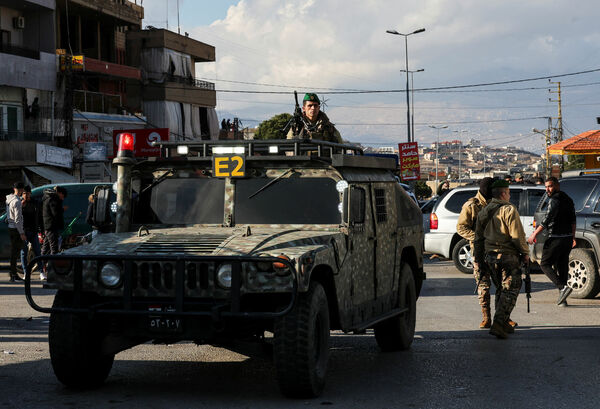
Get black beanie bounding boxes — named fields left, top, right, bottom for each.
left=479, top=177, right=494, bottom=200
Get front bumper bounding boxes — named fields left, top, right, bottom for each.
left=25, top=254, right=298, bottom=321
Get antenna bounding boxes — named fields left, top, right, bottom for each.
left=177, top=0, right=180, bottom=34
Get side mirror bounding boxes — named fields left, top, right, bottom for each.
left=94, top=186, right=111, bottom=225
left=343, top=186, right=365, bottom=225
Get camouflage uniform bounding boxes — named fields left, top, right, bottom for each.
left=456, top=191, right=490, bottom=312
left=474, top=198, right=529, bottom=330
left=286, top=111, right=343, bottom=143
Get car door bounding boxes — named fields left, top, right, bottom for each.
left=371, top=182, right=396, bottom=302
left=346, top=184, right=376, bottom=324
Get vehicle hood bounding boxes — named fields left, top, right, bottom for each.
left=64, top=226, right=344, bottom=259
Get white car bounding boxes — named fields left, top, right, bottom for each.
left=424, top=185, right=545, bottom=273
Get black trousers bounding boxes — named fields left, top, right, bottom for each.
left=540, top=236, right=573, bottom=289
left=41, top=230, right=60, bottom=256
left=9, top=228, right=23, bottom=277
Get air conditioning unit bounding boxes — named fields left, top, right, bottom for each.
left=13, top=16, right=25, bottom=29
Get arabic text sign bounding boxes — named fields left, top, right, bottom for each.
left=399, top=142, right=420, bottom=181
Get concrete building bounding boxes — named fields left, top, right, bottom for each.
left=127, top=28, right=218, bottom=140
left=0, top=0, right=58, bottom=190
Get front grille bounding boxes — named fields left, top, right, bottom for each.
left=136, top=234, right=229, bottom=254
left=131, top=261, right=213, bottom=292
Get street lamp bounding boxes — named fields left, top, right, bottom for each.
left=400, top=68, right=424, bottom=141
left=430, top=125, right=448, bottom=191
left=453, top=129, right=468, bottom=184
left=386, top=28, right=426, bottom=143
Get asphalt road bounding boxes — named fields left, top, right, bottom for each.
left=1, top=258, right=599, bottom=408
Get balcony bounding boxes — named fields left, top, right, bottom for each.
left=73, top=90, right=122, bottom=114
left=165, top=75, right=215, bottom=90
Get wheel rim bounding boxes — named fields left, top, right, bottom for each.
left=458, top=244, right=473, bottom=269
left=568, top=259, right=588, bottom=290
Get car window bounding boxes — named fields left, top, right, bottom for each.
left=560, top=179, right=598, bottom=212
left=444, top=190, right=476, bottom=214
left=526, top=189, right=545, bottom=216
left=509, top=189, right=521, bottom=210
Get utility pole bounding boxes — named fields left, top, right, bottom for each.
left=549, top=80, right=563, bottom=169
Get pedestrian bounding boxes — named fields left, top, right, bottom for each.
left=534, top=176, right=544, bottom=185
left=20, top=185, right=42, bottom=280
left=41, top=186, right=67, bottom=280
left=527, top=176, right=576, bottom=306
left=514, top=173, right=524, bottom=184
left=474, top=179, right=529, bottom=339
left=436, top=180, right=450, bottom=196
left=286, top=93, right=343, bottom=143
left=457, top=177, right=495, bottom=328
left=504, top=174, right=512, bottom=183
left=5, top=182, right=26, bottom=282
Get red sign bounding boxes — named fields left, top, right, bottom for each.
left=398, top=142, right=420, bottom=181
left=112, top=128, right=169, bottom=158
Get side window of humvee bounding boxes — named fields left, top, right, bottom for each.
left=349, top=186, right=365, bottom=225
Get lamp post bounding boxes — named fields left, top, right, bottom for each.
left=386, top=28, right=425, bottom=143
left=400, top=68, right=424, bottom=141
left=430, top=125, right=448, bottom=191
left=453, top=129, right=467, bottom=184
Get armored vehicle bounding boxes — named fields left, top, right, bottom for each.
left=25, top=137, right=425, bottom=398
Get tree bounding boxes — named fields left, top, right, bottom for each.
left=414, top=180, right=432, bottom=199
left=255, top=113, right=293, bottom=140
left=563, top=155, right=585, bottom=171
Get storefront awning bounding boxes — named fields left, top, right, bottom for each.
left=25, top=166, right=77, bottom=184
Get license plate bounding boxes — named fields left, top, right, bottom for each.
left=148, top=306, right=182, bottom=332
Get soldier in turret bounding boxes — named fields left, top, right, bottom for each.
left=287, top=93, right=342, bottom=143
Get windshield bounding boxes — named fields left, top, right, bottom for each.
left=236, top=177, right=340, bottom=224
left=133, top=175, right=340, bottom=225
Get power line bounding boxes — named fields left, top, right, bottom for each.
left=334, top=116, right=546, bottom=126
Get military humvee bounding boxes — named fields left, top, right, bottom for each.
left=25, top=137, right=424, bottom=398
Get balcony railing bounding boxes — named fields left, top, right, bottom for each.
left=73, top=90, right=122, bottom=114
left=162, top=74, right=215, bottom=90
left=0, top=43, right=40, bottom=60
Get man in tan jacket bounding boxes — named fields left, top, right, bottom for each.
left=474, top=180, right=529, bottom=339
left=457, top=177, right=494, bottom=328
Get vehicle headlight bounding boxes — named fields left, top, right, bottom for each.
left=100, top=262, right=122, bottom=288
left=216, top=263, right=232, bottom=288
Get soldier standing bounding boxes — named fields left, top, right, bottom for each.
left=474, top=179, right=529, bottom=339
left=456, top=177, right=494, bottom=328
left=287, top=93, right=343, bottom=143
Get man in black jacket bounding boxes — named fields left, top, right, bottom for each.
left=41, top=186, right=67, bottom=280
left=20, top=186, right=42, bottom=280
left=527, top=177, right=576, bottom=306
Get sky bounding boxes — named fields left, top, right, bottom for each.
left=141, top=0, right=600, bottom=154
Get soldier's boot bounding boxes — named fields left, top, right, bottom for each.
left=489, top=320, right=508, bottom=339
left=503, top=320, right=515, bottom=334
left=506, top=318, right=518, bottom=328
left=479, top=307, right=491, bottom=329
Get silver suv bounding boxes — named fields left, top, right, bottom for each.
left=424, top=185, right=545, bottom=273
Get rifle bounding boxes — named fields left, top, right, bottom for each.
left=281, top=91, right=305, bottom=137
left=521, top=263, right=532, bottom=313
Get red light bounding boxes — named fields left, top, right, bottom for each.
left=118, top=133, right=134, bottom=152
left=430, top=213, right=438, bottom=230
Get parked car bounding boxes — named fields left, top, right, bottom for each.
left=0, top=182, right=114, bottom=259
left=425, top=185, right=545, bottom=273
left=420, top=195, right=440, bottom=234
left=532, top=172, right=600, bottom=299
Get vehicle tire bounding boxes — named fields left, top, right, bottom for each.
left=49, top=290, right=114, bottom=388
left=273, top=281, right=330, bottom=398
left=374, top=263, right=417, bottom=352
left=452, top=238, right=474, bottom=274
left=568, top=248, right=600, bottom=299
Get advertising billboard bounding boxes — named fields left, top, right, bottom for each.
left=398, top=142, right=420, bottom=181
left=111, top=128, right=169, bottom=158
